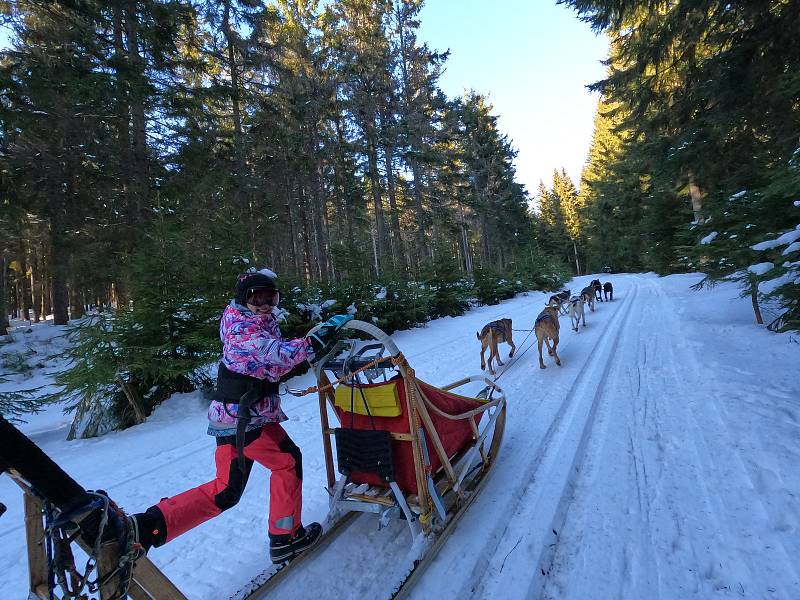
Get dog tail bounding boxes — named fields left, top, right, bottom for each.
left=476, top=331, right=481, bottom=340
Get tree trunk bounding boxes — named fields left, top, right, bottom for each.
left=42, top=261, right=52, bottom=318
left=124, top=1, right=148, bottom=217
left=284, top=171, right=300, bottom=277
left=383, top=142, right=405, bottom=271
left=408, top=157, right=427, bottom=265
left=751, top=283, right=763, bottom=325
left=18, top=246, right=31, bottom=322
left=0, top=256, right=8, bottom=335
left=69, top=278, right=85, bottom=320
left=688, top=174, right=704, bottom=224
left=222, top=0, right=252, bottom=248
left=309, top=128, right=330, bottom=280
left=365, top=119, right=386, bottom=273
left=31, top=248, right=42, bottom=323
left=299, top=186, right=313, bottom=281
left=113, top=3, right=132, bottom=202
left=50, top=228, right=70, bottom=325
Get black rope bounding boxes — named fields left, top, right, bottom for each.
left=493, top=326, right=537, bottom=382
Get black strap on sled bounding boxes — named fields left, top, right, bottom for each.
left=348, top=377, right=378, bottom=431
left=334, top=428, right=394, bottom=482
left=333, top=357, right=394, bottom=481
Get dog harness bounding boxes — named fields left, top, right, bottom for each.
left=535, top=312, right=553, bottom=325
left=487, top=321, right=507, bottom=342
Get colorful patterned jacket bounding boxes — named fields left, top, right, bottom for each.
left=207, top=302, right=314, bottom=436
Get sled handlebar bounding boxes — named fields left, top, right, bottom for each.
left=306, top=319, right=401, bottom=356
left=324, top=355, right=394, bottom=373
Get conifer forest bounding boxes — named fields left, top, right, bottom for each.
left=1, top=0, right=798, bottom=433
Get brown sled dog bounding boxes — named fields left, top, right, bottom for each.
left=477, top=318, right=516, bottom=375
left=535, top=305, right=562, bottom=369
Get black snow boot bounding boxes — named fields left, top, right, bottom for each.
left=128, top=506, right=168, bottom=552
left=269, top=522, right=322, bottom=564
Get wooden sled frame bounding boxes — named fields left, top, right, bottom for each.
left=311, top=320, right=507, bottom=541
left=7, top=470, right=186, bottom=600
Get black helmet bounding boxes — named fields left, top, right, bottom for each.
left=234, top=268, right=278, bottom=306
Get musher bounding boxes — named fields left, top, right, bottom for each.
left=130, top=268, right=351, bottom=563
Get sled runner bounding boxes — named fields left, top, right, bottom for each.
left=240, top=319, right=507, bottom=599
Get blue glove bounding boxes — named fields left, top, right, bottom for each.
left=307, top=314, right=354, bottom=354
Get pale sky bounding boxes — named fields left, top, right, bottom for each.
left=418, top=0, right=609, bottom=196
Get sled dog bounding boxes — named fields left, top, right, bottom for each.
left=580, top=286, right=596, bottom=312
left=603, top=281, right=613, bottom=301
left=534, top=305, right=561, bottom=369
left=590, top=279, right=603, bottom=302
left=548, top=289, right=571, bottom=315
left=477, top=318, right=516, bottom=376
left=568, top=295, right=585, bottom=332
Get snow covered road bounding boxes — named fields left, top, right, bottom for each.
left=2, top=273, right=799, bottom=599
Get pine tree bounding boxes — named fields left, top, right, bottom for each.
left=564, top=0, right=799, bottom=321
left=537, top=180, right=571, bottom=267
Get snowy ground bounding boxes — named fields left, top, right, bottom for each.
left=2, top=273, right=799, bottom=599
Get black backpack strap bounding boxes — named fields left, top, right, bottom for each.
left=235, top=387, right=261, bottom=473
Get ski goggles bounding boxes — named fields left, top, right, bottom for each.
left=246, top=288, right=280, bottom=307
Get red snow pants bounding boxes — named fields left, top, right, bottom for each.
left=155, top=423, right=303, bottom=542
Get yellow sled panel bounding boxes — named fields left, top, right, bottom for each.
left=334, top=381, right=402, bottom=417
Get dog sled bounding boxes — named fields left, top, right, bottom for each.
left=241, top=319, right=507, bottom=599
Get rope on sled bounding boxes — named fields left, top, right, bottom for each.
left=43, top=491, right=141, bottom=600
left=492, top=326, right=537, bottom=382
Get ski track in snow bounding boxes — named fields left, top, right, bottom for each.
left=2, top=274, right=799, bottom=600
left=419, top=275, right=643, bottom=600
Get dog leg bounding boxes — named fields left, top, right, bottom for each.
left=545, top=337, right=554, bottom=356
left=492, top=339, right=503, bottom=366
left=507, top=335, right=516, bottom=358
left=553, top=339, right=562, bottom=366
left=480, top=344, right=486, bottom=371
left=537, top=337, right=546, bottom=369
